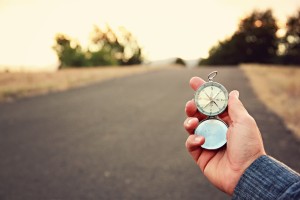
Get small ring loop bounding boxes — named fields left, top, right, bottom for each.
left=208, top=71, right=218, bottom=81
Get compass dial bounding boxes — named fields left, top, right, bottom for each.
left=194, top=81, right=228, bottom=116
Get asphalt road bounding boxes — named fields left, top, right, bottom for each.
left=0, top=67, right=299, bottom=200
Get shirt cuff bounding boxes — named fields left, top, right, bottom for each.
left=232, top=155, right=300, bottom=200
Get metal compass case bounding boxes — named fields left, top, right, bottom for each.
left=194, top=71, right=229, bottom=150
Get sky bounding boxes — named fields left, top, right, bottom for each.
left=0, top=0, right=300, bottom=70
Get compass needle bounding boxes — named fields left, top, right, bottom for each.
left=212, top=90, right=222, bottom=100
left=204, top=91, right=211, bottom=99
left=203, top=101, right=212, bottom=109
left=213, top=101, right=220, bottom=110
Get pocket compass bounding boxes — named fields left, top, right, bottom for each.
left=194, top=71, right=229, bottom=150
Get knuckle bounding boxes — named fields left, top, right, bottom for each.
left=238, top=114, right=256, bottom=126
left=185, top=139, right=190, bottom=149
left=185, top=136, right=193, bottom=150
left=183, top=118, right=190, bottom=128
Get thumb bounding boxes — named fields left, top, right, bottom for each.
left=228, top=90, right=249, bottom=122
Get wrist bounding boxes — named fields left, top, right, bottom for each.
left=232, top=155, right=300, bottom=199
left=227, top=151, right=266, bottom=195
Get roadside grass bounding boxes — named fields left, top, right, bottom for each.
left=0, top=65, right=161, bottom=102
left=241, top=64, right=300, bottom=139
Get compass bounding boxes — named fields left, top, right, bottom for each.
left=194, top=71, right=229, bottom=150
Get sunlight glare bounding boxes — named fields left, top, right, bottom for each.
left=0, top=0, right=300, bottom=70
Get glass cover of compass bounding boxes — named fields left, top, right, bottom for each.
left=194, top=81, right=229, bottom=149
left=194, top=81, right=228, bottom=116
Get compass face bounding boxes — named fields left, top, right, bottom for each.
left=194, top=81, right=228, bottom=116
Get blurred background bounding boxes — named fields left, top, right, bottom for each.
left=0, top=0, right=300, bottom=199
left=1, top=0, right=300, bottom=70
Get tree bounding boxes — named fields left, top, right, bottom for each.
left=88, top=25, right=122, bottom=66
left=238, top=10, right=278, bottom=63
left=282, top=10, right=300, bottom=64
left=53, top=25, right=143, bottom=68
left=87, top=25, right=143, bottom=66
left=200, top=33, right=247, bottom=65
left=174, top=57, right=186, bottom=66
left=200, top=10, right=278, bottom=65
left=53, top=34, right=87, bottom=68
left=115, top=26, right=143, bottom=65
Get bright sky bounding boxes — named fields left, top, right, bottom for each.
left=0, top=0, right=300, bottom=70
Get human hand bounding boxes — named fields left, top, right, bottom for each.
left=184, top=77, right=266, bottom=195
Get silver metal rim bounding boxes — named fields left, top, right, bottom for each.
left=194, top=81, right=229, bottom=116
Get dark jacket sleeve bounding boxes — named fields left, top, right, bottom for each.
left=232, top=155, right=300, bottom=200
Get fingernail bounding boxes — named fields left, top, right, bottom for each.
left=231, top=90, right=239, bottom=99
left=194, top=136, right=203, bottom=142
left=185, top=99, right=194, bottom=107
left=185, top=100, right=191, bottom=107
left=187, top=118, right=193, bottom=125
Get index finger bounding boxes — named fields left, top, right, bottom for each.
left=190, top=77, right=206, bottom=91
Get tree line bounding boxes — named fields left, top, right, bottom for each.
left=53, top=25, right=143, bottom=68
left=200, top=9, right=300, bottom=65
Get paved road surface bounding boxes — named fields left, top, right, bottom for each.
left=0, top=67, right=299, bottom=200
